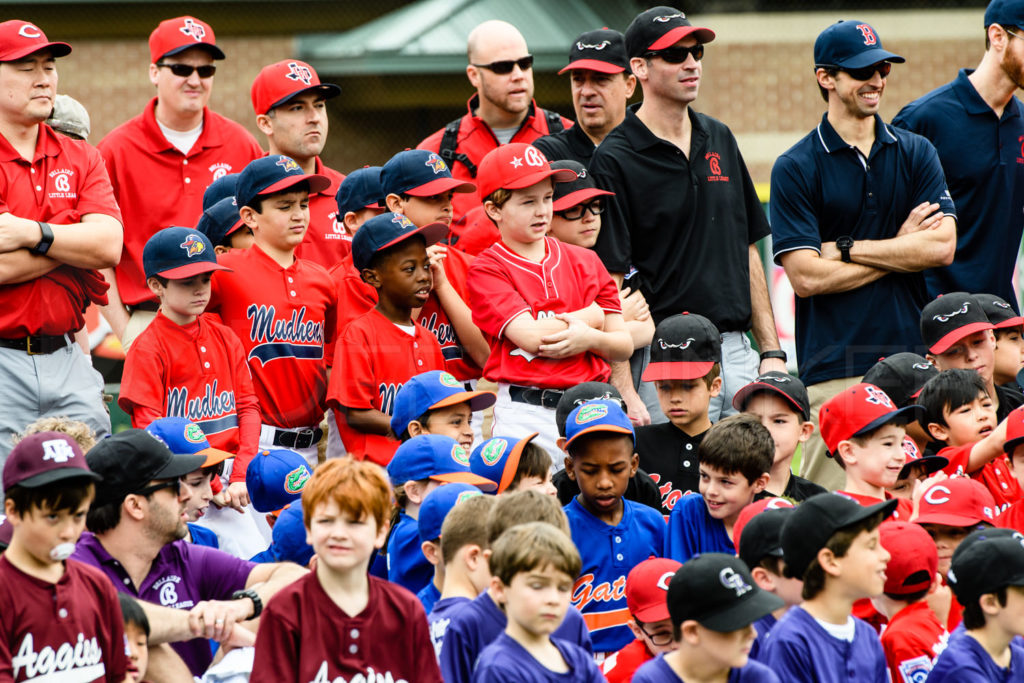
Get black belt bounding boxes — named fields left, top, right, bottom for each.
left=0, top=333, right=71, bottom=355
left=509, top=385, right=564, bottom=409
left=271, top=427, right=323, bottom=450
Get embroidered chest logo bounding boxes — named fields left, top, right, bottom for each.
left=246, top=305, right=325, bottom=365
left=47, top=168, right=76, bottom=200
left=705, top=152, right=729, bottom=182
left=209, top=163, right=232, bottom=181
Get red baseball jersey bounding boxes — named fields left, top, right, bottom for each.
left=328, top=308, right=445, bottom=465
left=938, top=445, right=1023, bottom=511
left=293, top=158, right=351, bottom=268
left=467, top=236, right=621, bottom=389
left=98, top=100, right=263, bottom=306
left=417, top=246, right=483, bottom=382
left=837, top=491, right=914, bottom=522
left=600, top=635, right=653, bottom=683
left=0, top=125, right=121, bottom=336
left=997, top=500, right=1024, bottom=533
left=0, top=556, right=128, bottom=682
left=251, top=572, right=442, bottom=683
left=325, top=254, right=377, bottom=369
left=881, top=601, right=949, bottom=683
left=208, top=245, right=336, bottom=429
left=118, top=311, right=261, bottom=482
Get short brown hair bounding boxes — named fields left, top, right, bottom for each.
left=482, top=188, right=513, bottom=209
left=508, top=442, right=552, bottom=490
left=440, top=494, right=496, bottom=565
left=699, top=414, right=774, bottom=484
left=489, top=521, right=581, bottom=586
left=801, top=510, right=887, bottom=600
left=302, top=458, right=391, bottom=531
left=487, top=489, right=570, bottom=546
left=7, top=479, right=94, bottom=516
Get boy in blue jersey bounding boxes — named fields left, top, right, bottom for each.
left=561, top=399, right=666, bottom=657
left=665, top=414, right=772, bottom=563
left=417, top=483, right=484, bottom=613
left=764, top=492, right=896, bottom=682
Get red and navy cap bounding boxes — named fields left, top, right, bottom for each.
left=1004, top=405, right=1024, bottom=457
left=559, top=28, right=629, bottom=75
left=565, top=399, right=635, bottom=449
left=818, top=383, right=923, bottom=455
left=245, top=448, right=311, bottom=513
left=235, top=155, right=331, bottom=210
left=974, top=293, right=1024, bottom=330
left=336, top=166, right=384, bottom=216
left=195, top=197, right=244, bottom=247
left=350, top=212, right=448, bottom=271
left=202, top=173, right=239, bottom=211
left=732, top=371, right=810, bottom=421
left=643, top=312, right=722, bottom=382
left=986, top=0, right=1024, bottom=27
left=920, top=292, right=994, bottom=354
left=897, top=437, right=947, bottom=480
left=880, top=521, right=937, bottom=596
left=551, top=160, right=614, bottom=212
left=142, top=226, right=232, bottom=279
left=3, top=432, right=99, bottom=492
left=386, top=435, right=497, bottom=491
left=624, top=7, right=715, bottom=59
left=149, top=16, right=224, bottom=63
left=0, top=21, right=71, bottom=62
left=469, top=433, right=539, bottom=494
left=476, top=143, right=577, bottom=201
left=813, top=20, right=904, bottom=69
left=380, top=149, right=476, bottom=198
left=251, top=59, right=340, bottom=116
left=389, top=370, right=496, bottom=439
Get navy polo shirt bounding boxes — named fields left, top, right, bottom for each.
left=533, top=122, right=597, bottom=166
left=894, top=69, right=1024, bottom=308
left=590, top=105, right=769, bottom=330
left=770, top=113, right=956, bottom=386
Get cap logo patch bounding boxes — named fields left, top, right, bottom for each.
left=656, top=571, right=675, bottom=591
left=912, top=362, right=932, bottom=370
left=284, top=465, right=310, bottom=494
left=183, top=424, right=205, bottom=443
left=575, top=403, right=609, bottom=424
left=856, top=24, right=877, bottom=46
left=763, top=375, right=790, bottom=383
left=42, top=439, right=75, bottom=464
left=457, top=490, right=482, bottom=505
left=923, top=485, right=951, bottom=506
left=996, top=301, right=1012, bottom=309
left=653, top=12, right=685, bottom=22
left=439, top=372, right=461, bottom=388
left=179, top=234, right=205, bottom=257
left=285, top=61, right=313, bottom=85
left=425, top=153, right=449, bottom=174
left=275, top=156, right=300, bottom=173
left=932, top=302, right=970, bottom=323
left=659, top=337, right=695, bottom=350
left=179, top=18, right=206, bottom=42
left=764, top=498, right=795, bottom=510
left=451, top=444, right=470, bottom=466
left=903, top=437, right=920, bottom=459
left=577, top=40, right=611, bottom=51
left=864, top=385, right=894, bottom=408
left=577, top=168, right=587, bottom=179
left=481, top=439, right=508, bottom=467
left=18, top=23, right=42, bottom=39
left=524, top=146, right=546, bottom=168
left=391, top=213, right=415, bottom=230
left=719, top=567, right=752, bottom=596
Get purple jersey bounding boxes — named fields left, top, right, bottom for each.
left=418, top=581, right=441, bottom=615
left=750, top=612, right=777, bottom=663
left=664, top=492, right=735, bottom=563
left=429, top=596, right=472, bottom=660
left=632, top=653, right=781, bottom=682
left=928, top=625, right=1024, bottom=682
left=762, top=606, right=887, bottom=682
left=470, top=633, right=604, bottom=683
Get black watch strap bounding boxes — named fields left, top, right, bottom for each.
left=231, top=588, right=263, bottom=620
left=836, top=235, right=854, bottom=263
left=32, top=221, right=54, bottom=255
left=759, top=349, right=788, bottom=363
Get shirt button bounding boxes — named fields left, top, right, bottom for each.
left=1003, top=482, right=1009, bottom=489
left=417, top=360, right=423, bottom=366
left=123, top=578, right=131, bottom=585
left=614, top=536, right=621, bottom=543
left=35, top=185, right=42, bottom=191
left=288, top=277, right=294, bottom=283
left=683, top=460, right=691, bottom=467
left=200, top=346, right=207, bottom=352
left=58, top=608, right=68, bottom=619
left=204, top=362, right=210, bottom=368
left=685, top=444, right=693, bottom=451
left=350, top=629, right=359, bottom=638
left=30, top=168, right=35, bottom=173
left=616, top=553, right=624, bottom=561
left=290, top=290, right=297, bottom=297
left=183, top=159, right=188, bottom=165
left=349, top=644, right=358, bottom=654
left=185, top=177, right=191, bottom=184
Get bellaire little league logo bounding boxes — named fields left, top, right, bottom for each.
left=451, top=444, right=470, bottom=466
left=481, top=439, right=508, bottom=467
left=575, top=403, right=608, bottom=425
left=439, top=372, right=460, bottom=388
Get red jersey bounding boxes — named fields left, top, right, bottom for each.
left=325, top=254, right=377, bottom=369
left=938, top=444, right=1023, bottom=511
left=997, top=500, right=1024, bottom=533
left=118, top=311, right=261, bottom=482
left=293, top=158, right=350, bottom=268
left=881, top=601, right=949, bottom=683
left=0, top=556, right=128, bottom=683
left=468, top=237, right=623, bottom=389
left=328, top=308, right=445, bottom=465
left=251, top=572, right=441, bottom=683
left=208, top=245, right=336, bottom=429
left=416, top=247, right=483, bottom=381
left=98, top=99, right=263, bottom=306
left=0, top=124, right=120, bottom=336
left=600, top=638, right=653, bottom=683
left=836, top=490, right=914, bottom=521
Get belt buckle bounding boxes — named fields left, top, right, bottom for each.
left=540, top=389, right=561, bottom=408
left=26, top=336, right=39, bottom=356
left=296, top=428, right=316, bottom=448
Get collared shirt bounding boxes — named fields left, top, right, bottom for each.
left=664, top=492, right=735, bottom=564
left=894, top=69, right=1024, bottom=306
left=635, top=422, right=706, bottom=517
left=633, top=652, right=781, bottom=683
left=294, top=158, right=349, bottom=269
left=770, top=113, right=956, bottom=386
left=533, top=122, right=598, bottom=166
left=763, top=606, right=889, bottom=682
left=928, top=624, right=1024, bottom=682
left=473, top=633, right=605, bottom=683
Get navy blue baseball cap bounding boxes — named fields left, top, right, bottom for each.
left=814, top=20, right=904, bottom=70
left=386, top=435, right=497, bottom=491
left=985, top=0, right=1024, bottom=27
left=245, top=448, right=312, bottom=513
left=390, top=370, right=496, bottom=438
left=202, top=173, right=239, bottom=211
left=336, top=166, right=384, bottom=216
left=565, top=399, right=635, bottom=449
left=143, top=226, right=231, bottom=279
left=418, top=482, right=483, bottom=542
left=196, top=197, right=244, bottom=247
left=351, top=212, right=448, bottom=271
left=235, top=155, right=330, bottom=210
left=381, top=149, right=476, bottom=198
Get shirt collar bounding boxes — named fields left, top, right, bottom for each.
left=620, top=103, right=708, bottom=152
left=467, top=94, right=542, bottom=137
left=952, top=68, right=1017, bottom=119
left=0, top=122, right=65, bottom=163
left=815, top=112, right=896, bottom=155
left=143, top=97, right=221, bottom=154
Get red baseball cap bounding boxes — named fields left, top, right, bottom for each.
left=879, top=521, right=937, bottom=596
left=897, top=436, right=948, bottom=480
left=626, top=558, right=682, bottom=623
left=818, top=383, right=923, bottom=455
left=732, top=497, right=796, bottom=550
left=149, top=16, right=224, bottom=63
left=1003, top=404, right=1024, bottom=456
left=476, top=143, right=577, bottom=201
left=914, top=477, right=998, bottom=527
left=251, top=59, right=341, bottom=116
left=0, top=21, right=71, bottom=62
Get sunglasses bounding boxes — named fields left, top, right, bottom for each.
left=472, top=55, right=534, bottom=75
left=644, top=44, right=704, bottom=64
left=820, top=61, right=891, bottom=82
left=136, top=479, right=182, bottom=498
left=555, top=200, right=605, bottom=221
left=157, top=62, right=217, bottom=79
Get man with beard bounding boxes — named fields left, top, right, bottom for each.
left=894, top=0, right=1024, bottom=306
left=770, top=20, right=957, bottom=490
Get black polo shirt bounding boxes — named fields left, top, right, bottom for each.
left=590, top=104, right=769, bottom=330
left=635, top=421, right=706, bottom=517
left=533, top=123, right=596, bottom=166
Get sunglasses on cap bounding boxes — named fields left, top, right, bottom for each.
left=472, top=55, right=534, bottom=75
left=820, top=61, right=891, bottom=82
left=555, top=199, right=605, bottom=221
left=644, top=44, right=704, bottom=64
left=157, top=62, right=217, bottom=79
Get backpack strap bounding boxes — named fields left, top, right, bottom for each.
left=438, top=117, right=478, bottom=178
left=543, top=108, right=565, bottom=134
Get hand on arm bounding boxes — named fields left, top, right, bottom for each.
left=611, top=360, right=650, bottom=426
left=0, top=212, right=122, bottom=268
left=619, top=287, right=655, bottom=348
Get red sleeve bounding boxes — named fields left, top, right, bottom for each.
left=227, top=331, right=261, bottom=482
left=73, top=141, right=122, bottom=223
left=882, top=629, right=933, bottom=683
left=417, top=128, right=443, bottom=153
left=118, top=335, right=168, bottom=427
left=250, top=590, right=302, bottom=683
left=329, top=319, right=378, bottom=410
left=467, top=255, right=532, bottom=339
left=938, top=444, right=972, bottom=476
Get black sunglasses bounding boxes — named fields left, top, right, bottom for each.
left=136, top=479, right=181, bottom=498
left=820, top=61, right=891, bottom=82
left=644, top=44, right=704, bottom=64
left=555, top=200, right=605, bottom=221
left=472, top=55, right=534, bottom=75
left=157, top=62, right=217, bottom=79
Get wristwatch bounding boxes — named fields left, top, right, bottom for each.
left=32, top=221, right=54, bottom=255
left=759, top=349, right=788, bottom=363
left=836, top=235, right=854, bottom=263
left=231, top=588, right=263, bottom=620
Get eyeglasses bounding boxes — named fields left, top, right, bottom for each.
left=157, top=62, right=217, bottom=79
left=136, top=479, right=181, bottom=498
left=635, top=619, right=674, bottom=646
left=1006, top=28, right=1024, bottom=41
left=644, top=44, right=704, bottom=64
left=819, top=61, right=891, bottom=82
left=472, top=55, right=534, bottom=75
left=555, top=200, right=605, bottom=221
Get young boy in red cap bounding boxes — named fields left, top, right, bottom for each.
left=997, top=413, right=1024, bottom=532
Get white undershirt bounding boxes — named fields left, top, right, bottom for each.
left=814, top=615, right=856, bottom=642
left=493, top=126, right=517, bottom=145
left=394, top=322, right=416, bottom=336
left=157, top=119, right=203, bottom=155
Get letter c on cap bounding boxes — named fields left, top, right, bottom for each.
left=18, top=24, right=41, bottom=39
left=923, top=485, right=951, bottom=506
left=656, top=571, right=674, bottom=591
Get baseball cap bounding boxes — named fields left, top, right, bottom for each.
left=3, top=432, right=99, bottom=492
left=627, top=558, right=682, bottom=623
left=813, top=20, right=904, bottom=70
left=731, top=371, right=810, bottom=420
left=975, top=293, right=1024, bottom=330
left=818, top=383, right=923, bottom=455
left=470, top=433, right=539, bottom=494
left=390, top=370, right=496, bottom=438
left=643, top=312, right=722, bottom=382
left=268, top=503, right=314, bottom=566
left=1004, top=404, right=1024, bottom=456
left=947, top=530, right=1024, bottom=603
left=913, top=478, right=998, bottom=527
left=551, top=160, right=614, bottom=212
left=203, top=173, right=239, bottom=211
left=380, top=149, right=476, bottom=198
left=86, top=430, right=207, bottom=506
left=144, top=417, right=232, bottom=468
left=897, top=438, right=948, bottom=480
left=149, top=16, right=224, bottom=63
left=336, top=166, right=384, bottom=216
left=862, top=353, right=938, bottom=408
left=559, top=28, right=629, bottom=75
left=920, top=292, right=994, bottom=355
left=667, top=553, right=784, bottom=631
left=879, top=521, right=937, bottom=596
left=624, top=7, right=716, bottom=59
left=235, top=155, right=331, bottom=211
left=251, top=59, right=340, bottom=116
left=476, top=143, right=577, bottom=201
left=386, top=435, right=497, bottom=491
left=142, top=226, right=232, bottom=280
left=555, top=382, right=623, bottom=438
left=985, top=0, right=1024, bottom=28
left=350, top=212, right=448, bottom=271
left=418, top=482, right=483, bottom=542
left=46, top=94, right=90, bottom=140
left=245, top=449, right=312, bottom=513
left=196, top=197, right=244, bottom=247
left=0, top=21, right=71, bottom=62
left=781, top=492, right=897, bottom=579
left=733, top=499, right=796, bottom=568
left=565, top=399, right=635, bottom=449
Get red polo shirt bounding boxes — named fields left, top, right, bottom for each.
left=294, top=158, right=349, bottom=269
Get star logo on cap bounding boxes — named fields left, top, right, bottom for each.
left=179, top=234, right=205, bottom=257
left=510, top=156, right=524, bottom=169
left=864, top=385, right=894, bottom=408
left=179, top=18, right=206, bottom=42
left=285, top=61, right=313, bottom=86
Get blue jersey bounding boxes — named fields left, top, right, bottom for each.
left=417, top=580, right=441, bottom=615
left=440, top=590, right=593, bottom=683
left=564, top=497, right=666, bottom=653
left=428, top=596, right=471, bottom=661
left=664, top=493, right=735, bottom=563
left=749, top=612, right=777, bottom=664
left=929, top=625, right=1024, bottom=682
left=187, top=523, right=219, bottom=548
left=471, top=633, right=604, bottom=683
left=387, top=511, right=432, bottom=594
left=632, top=653, right=780, bottom=682
left=762, top=606, right=887, bottom=682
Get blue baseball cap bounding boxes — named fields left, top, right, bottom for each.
left=470, top=433, right=539, bottom=494
left=196, top=197, right=244, bottom=247
left=246, top=448, right=312, bottom=513
left=336, top=166, right=384, bottom=216
left=986, top=0, right=1024, bottom=27
left=269, top=503, right=314, bottom=566
left=386, top=435, right=497, bottom=491
left=380, top=149, right=476, bottom=198
left=145, top=417, right=232, bottom=468
left=390, top=370, right=496, bottom=437
left=203, top=173, right=239, bottom=211
left=813, top=20, right=904, bottom=69
left=418, top=482, right=483, bottom=542
left=142, top=226, right=231, bottom=280
left=351, top=212, right=448, bottom=271
left=235, top=155, right=331, bottom=210
left=565, top=399, right=635, bottom=449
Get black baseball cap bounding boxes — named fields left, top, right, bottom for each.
left=813, top=20, right=904, bottom=70
left=974, top=293, right=1024, bottom=330
left=643, top=312, right=721, bottom=382
left=920, top=292, right=994, bottom=354
left=86, top=430, right=206, bottom=506
left=550, top=160, right=613, bottom=212
left=947, top=529, right=1024, bottom=603
left=732, top=371, right=810, bottom=421
left=861, top=353, right=937, bottom=408
left=559, top=28, right=629, bottom=75
left=667, top=553, right=784, bottom=631
left=625, top=7, right=716, bottom=59
left=555, top=382, right=623, bottom=438
left=738, top=507, right=794, bottom=570
left=780, top=492, right=897, bottom=579
left=3, top=432, right=100, bottom=492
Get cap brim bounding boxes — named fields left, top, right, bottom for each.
left=224, top=218, right=246, bottom=236
left=431, top=472, right=498, bottom=492
left=642, top=360, right=714, bottom=382
left=499, top=432, right=538, bottom=493
left=378, top=221, right=449, bottom=252
left=431, top=390, right=497, bottom=413
left=914, top=511, right=989, bottom=527
left=267, top=83, right=341, bottom=113
left=152, top=453, right=208, bottom=479
left=898, top=454, right=948, bottom=479
left=558, top=59, right=626, bottom=75
left=198, top=446, right=234, bottom=468
left=852, top=405, right=924, bottom=437
left=162, top=43, right=225, bottom=60
left=505, top=168, right=578, bottom=191
left=552, top=188, right=614, bottom=212
left=565, top=424, right=635, bottom=449
left=15, top=467, right=100, bottom=489
left=995, top=316, right=1024, bottom=329
left=4, top=42, right=72, bottom=61
left=1005, top=435, right=1024, bottom=455
left=840, top=49, right=905, bottom=69
left=699, top=589, right=784, bottom=632
left=929, top=321, right=994, bottom=354
left=258, top=173, right=332, bottom=199
left=648, top=26, right=716, bottom=51
left=155, top=261, right=232, bottom=279
left=632, top=601, right=671, bottom=623
left=731, top=381, right=806, bottom=417
left=407, top=177, right=477, bottom=196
